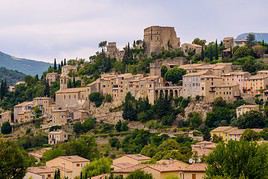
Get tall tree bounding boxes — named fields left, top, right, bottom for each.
left=246, top=33, right=256, bottom=47
left=215, top=40, right=219, bottom=60
left=206, top=141, right=268, bottom=178
left=0, top=140, right=33, bottom=179
left=64, top=58, right=67, bottom=66
left=53, top=58, right=57, bottom=71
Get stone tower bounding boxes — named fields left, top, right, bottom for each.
left=60, top=75, right=68, bottom=90
left=144, top=26, right=180, bottom=55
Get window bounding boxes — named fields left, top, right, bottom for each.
left=192, top=174, right=196, bottom=179
left=77, top=163, right=80, bottom=167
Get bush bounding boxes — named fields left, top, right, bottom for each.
left=89, top=92, right=104, bottom=107
left=1, top=121, right=12, bottom=134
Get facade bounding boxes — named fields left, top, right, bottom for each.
left=221, top=71, right=251, bottom=92
left=144, top=26, right=180, bottom=55
left=24, top=166, right=54, bottom=179
left=106, top=42, right=124, bottom=60
left=46, top=155, right=90, bottom=179
left=236, top=104, right=259, bottom=118
left=48, top=130, right=68, bottom=145
left=112, top=154, right=151, bottom=170
left=46, top=72, right=59, bottom=86
left=223, top=37, right=234, bottom=49
left=33, top=97, right=53, bottom=115
left=0, top=110, right=12, bottom=126
left=211, top=126, right=263, bottom=142
left=14, top=101, right=34, bottom=123
left=181, top=43, right=202, bottom=55
left=180, top=163, right=207, bottom=179
left=55, top=87, right=91, bottom=110
left=244, top=75, right=268, bottom=95
left=50, top=109, right=71, bottom=126
left=212, top=84, right=240, bottom=102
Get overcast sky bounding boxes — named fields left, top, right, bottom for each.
left=0, top=0, right=267, bottom=63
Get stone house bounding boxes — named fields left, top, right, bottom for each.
left=236, top=104, right=259, bottom=118
left=50, top=109, right=71, bottom=126
left=221, top=71, right=251, bottom=93
left=0, top=110, right=12, bottom=126
left=223, top=37, right=234, bottom=49
left=48, top=130, right=68, bottom=145
left=14, top=101, right=34, bottom=123
left=181, top=43, right=202, bottom=55
left=46, top=72, right=59, bottom=86
left=46, top=155, right=90, bottom=179
left=244, top=75, right=268, bottom=95
left=24, top=166, right=54, bottom=179
left=33, top=97, right=53, bottom=115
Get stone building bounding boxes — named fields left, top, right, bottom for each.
left=244, top=75, right=268, bottom=95
left=48, top=130, right=68, bottom=145
left=223, top=37, right=234, bottom=49
left=106, top=42, right=124, bottom=60
left=236, top=104, right=259, bottom=118
left=221, top=71, right=251, bottom=93
left=46, top=72, right=59, bottom=86
left=0, top=111, right=12, bottom=126
left=24, top=166, right=54, bottom=179
left=181, top=43, right=202, bottom=55
left=55, top=87, right=91, bottom=110
left=46, top=155, right=90, bottom=179
left=14, top=101, right=34, bottom=123
left=50, top=109, right=71, bottom=126
left=33, top=97, right=53, bottom=115
left=144, top=26, right=180, bottom=55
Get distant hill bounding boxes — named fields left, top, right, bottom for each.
left=0, top=67, right=26, bottom=84
left=236, top=33, right=268, bottom=43
left=0, top=51, right=51, bottom=76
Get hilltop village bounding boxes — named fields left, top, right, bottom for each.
left=1, top=26, right=268, bottom=179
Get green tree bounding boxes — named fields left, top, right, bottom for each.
left=1, top=121, right=12, bottom=134
left=237, top=111, right=265, bottom=129
left=260, top=128, right=268, bottom=140
left=122, top=92, right=137, bottom=121
left=0, top=140, right=33, bottom=179
left=192, top=38, right=206, bottom=46
left=188, top=112, right=202, bottom=129
left=241, top=129, right=260, bottom=141
left=246, top=33, right=256, bottom=47
left=109, top=137, right=121, bottom=149
left=215, top=40, right=219, bottom=60
left=141, top=144, right=158, bottom=157
left=115, top=120, right=128, bottom=132
left=82, top=158, right=111, bottom=177
left=233, top=46, right=252, bottom=59
left=54, top=169, right=61, bottom=179
left=126, top=170, right=153, bottom=179
left=161, top=66, right=168, bottom=77
left=53, top=58, right=57, bottom=71
left=164, top=67, right=186, bottom=84
left=89, top=92, right=104, bottom=107
left=206, top=141, right=268, bottom=178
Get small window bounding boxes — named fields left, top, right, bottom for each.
left=77, top=163, right=80, bottom=167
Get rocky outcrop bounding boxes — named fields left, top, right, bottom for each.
left=184, top=101, right=212, bottom=121
left=89, top=102, right=123, bottom=124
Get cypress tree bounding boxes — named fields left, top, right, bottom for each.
left=209, top=46, right=213, bottom=61
left=58, top=64, right=61, bottom=72
left=72, top=76, right=76, bottom=88
left=44, top=80, right=50, bottom=97
left=215, top=40, right=219, bottom=60
left=64, top=58, right=67, bottom=65
left=61, top=60, right=64, bottom=67
left=53, top=58, right=57, bottom=71
left=201, top=46, right=205, bottom=61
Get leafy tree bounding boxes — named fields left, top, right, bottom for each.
left=233, top=46, right=253, bottom=59
left=161, top=66, right=168, bottom=77
left=89, top=92, right=104, bottom=107
left=241, top=129, right=260, bottom=141
left=188, top=112, right=202, bottom=129
left=192, top=38, right=206, bottom=46
left=164, top=67, right=186, bottom=84
left=0, top=140, right=33, bottom=179
left=73, top=118, right=96, bottom=135
left=240, top=56, right=263, bottom=74
left=246, top=33, right=256, bottom=47
left=123, top=43, right=135, bottom=65
left=141, top=144, right=158, bottom=157
left=126, top=170, right=153, bottom=179
left=18, top=134, right=48, bottom=149
left=237, top=111, right=265, bottom=129
left=82, top=158, right=111, bottom=177
left=253, top=44, right=266, bottom=58
left=109, top=137, right=121, bottom=149
left=115, top=120, right=128, bottom=132
left=206, top=141, right=268, bottom=179
left=260, top=128, right=268, bottom=140
left=122, top=92, right=138, bottom=121
left=43, top=148, right=65, bottom=161
left=1, top=121, right=12, bottom=134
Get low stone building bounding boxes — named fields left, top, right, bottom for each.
left=46, top=72, right=59, bottom=86
left=0, top=110, right=12, bottom=126
left=106, top=42, right=124, bottom=61
left=221, top=71, right=251, bottom=93
left=223, top=37, right=234, bottom=49
left=14, top=101, right=34, bottom=123
left=33, top=97, right=53, bottom=115
left=50, top=109, right=71, bottom=126
left=236, top=104, right=259, bottom=118
left=192, top=141, right=216, bottom=157
left=46, top=155, right=90, bottom=179
left=244, top=75, right=268, bottom=95
left=24, top=166, right=54, bottom=179
left=48, top=130, right=68, bottom=145
left=181, top=43, right=202, bottom=55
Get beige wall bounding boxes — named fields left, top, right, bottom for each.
left=180, top=172, right=205, bottom=179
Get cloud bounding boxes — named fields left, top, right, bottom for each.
left=0, top=0, right=267, bottom=62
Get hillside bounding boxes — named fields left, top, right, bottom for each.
left=236, top=33, right=268, bottom=43
left=0, top=51, right=51, bottom=76
left=0, top=67, right=26, bottom=84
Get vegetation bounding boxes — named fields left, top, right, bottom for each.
left=82, top=158, right=112, bottom=177
left=73, top=118, right=96, bottom=135
left=0, top=139, right=34, bottom=179
left=163, top=67, right=186, bottom=85
left=126, top=170, right=153, bottom=179
left=89, top=92, right=105, bottom=107
left=1, top=121, right=12, bottom=134
left=206, top=141, right=268, bottom=178
left=236, top=111, right=266, bottom=129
